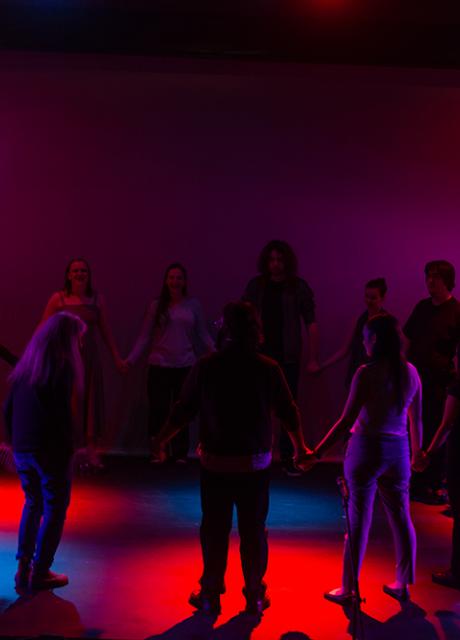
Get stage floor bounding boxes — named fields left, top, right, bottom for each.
left=0, top=458, right=459, bottom=640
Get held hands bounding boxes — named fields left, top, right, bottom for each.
left=294, top=448, right=317, bottom=473
left=150, top=437, right=167, bottom=463
left=115, top=356, right=131, bottom=374
left=305, top=361, right=321, bottom=376
left=411, top=449, right=430, bottom=473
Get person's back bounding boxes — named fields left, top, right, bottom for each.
left=195, top=346, right=298, bottom=459
left=352, top=361, right=420, bottom=438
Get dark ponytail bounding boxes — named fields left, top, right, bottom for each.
left=366, top=314, right=406, bottom=412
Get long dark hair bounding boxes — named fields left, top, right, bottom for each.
left=365, top=314, right=406, bottom=412
left=154, top=262, right=188, bottom=329
left=257, top=240, right=298, bottom=282
left=10, top=312, right=85, bottom=392
left=64, top=258, right=94, bottom=297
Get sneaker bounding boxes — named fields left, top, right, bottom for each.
left=281, top=460, right=302, bottom=477
left=188, top=590, right=221, bottom=616
left=14, top=558, right=31, bottom=589
left=30, top=569, right=69, bottom=590
left=432, top=570, right=460, bottom=590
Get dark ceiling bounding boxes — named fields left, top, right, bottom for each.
left=1, top=1, right=460, bottom=68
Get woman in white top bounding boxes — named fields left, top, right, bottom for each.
left=127, top=263, right=214, bottom=462
left=301, top=314, right=423, bottom=603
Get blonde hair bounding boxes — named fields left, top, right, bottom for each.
left=10, top=312, right=86, bottom=392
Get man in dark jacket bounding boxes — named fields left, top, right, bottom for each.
left=243, top=239, right=319, bottom=476
left=152, top=301, right=311, bottom=616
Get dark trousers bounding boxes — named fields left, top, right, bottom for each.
left=279, top=362, right=300, bottom=462
left=413, top=380, right=447, bottom=492
left=147, top=365, right=191, bottom=459
left=447, top=438, right=460, bottom=577
left=199, top=466, right=270, bottom=597
left=14, top=452, right=72, bottom=573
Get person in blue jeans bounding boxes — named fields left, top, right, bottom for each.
left=300, top=315, right=423, bottom=603
left=4, top=312, right=86, bottom=591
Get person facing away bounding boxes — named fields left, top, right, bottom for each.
left=403, top=260, right=460, bottom=503
left=125, top=262, right=214, bottom=463
left=151, top=301, right=312, bottom=616
left=242, top=240, right=319, bottom=476
left=320, top=278, right=388, bottom=386
left=4, top=311, right=86, bottom=591
left=299, top=314, right=423, bottom=604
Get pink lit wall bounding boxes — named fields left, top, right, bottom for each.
left=1, top=53, right=460, bottom=452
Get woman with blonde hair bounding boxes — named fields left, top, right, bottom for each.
left=4, top=312, right=86, bottom=590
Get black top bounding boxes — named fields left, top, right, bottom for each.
left=403, top=297, right=460, bottom=384
left=243, top=275, right=315, bottom=364
left=4, top=369, right=74, bottom=455
left=169, top=346, right=300, bottom=456
left=261, top=280, right=284, bottom=363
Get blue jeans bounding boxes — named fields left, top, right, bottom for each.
left=342, top=434, right=416, bottom=591
left=14, top=451, right=72, bottom=573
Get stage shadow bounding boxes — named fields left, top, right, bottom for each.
left=342, top=600, right=437, bottom=640
left=0, top=590, right=86, bottom=637
left=146, top=611, right=262, bottom=640
left=435, top=609, right=460, bottom=639
left=279, top=632, right=314, bottom=639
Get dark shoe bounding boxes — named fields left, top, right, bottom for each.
left=383, top=584, right=409, bottom=601
left=244, top=593, right=271, bottom=616
left=432, top=570, right=460, bottom=590
left=14, top=558, right=31, bottom=589
left=282, top=460, right=302, bottom=477
left=188, top=590, right=221, bottom=616
left=30, top=569, right=69, bottom=590
left=324, top=588, right=354, bottom=605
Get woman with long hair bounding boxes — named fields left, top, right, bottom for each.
left=42, top=258, right=124, bottom=469
left=126, top=263, right=214, bottom=462
left=4, top=312, right=86, bottom=590
left=300, top=314, right=423, bottom=603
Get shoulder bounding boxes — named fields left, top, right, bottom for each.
left=295, top=277, right=314, bottom=296
left=48, top=291, right=64, bottom=306
left=187, top=297, right=203, bottom=310
left=245, top=276, right=264, bottom=292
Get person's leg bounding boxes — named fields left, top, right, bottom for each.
left=341, top=436, right=379, bottom=594
left=199, top=467, right=234, bottom=597
left=235, top=468, right=270, bottom=612
left=32, top=454, right=72, bottom=577
left=377, top=444, right=416, bottom=589
left=147, top=366, right=172, bottom=460
left=413, top=380, right=447, bottom=498
left=14, top=453, right=43, bottom=585
left=169, top=367, right=192, bottom=461
left=278, top=362, right=300, bottom=469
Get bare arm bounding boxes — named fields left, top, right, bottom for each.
left=41, top=292, right=62, bottom=323
left=313, top=367, right=367, bottom=459
left=407, top=373, right=423, bottom=462
left=320, top=325, right=355, bottom=371
left=97, top=294, right=123, bottom=368
left=427, top=395, right=460, bottom=455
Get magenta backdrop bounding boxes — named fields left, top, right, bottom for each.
left=1, top=53, right=460, bottom=451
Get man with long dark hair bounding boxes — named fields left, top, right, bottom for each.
left=152, top=301, right=311, bottom=616
left=243, top=240, right=319, bottom=476
left=404, top=260, right=460, bottom=503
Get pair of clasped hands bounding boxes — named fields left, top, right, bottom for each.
left=293, top=448, right=318, bottom=473
left=411, top=449, right=431, bottom=473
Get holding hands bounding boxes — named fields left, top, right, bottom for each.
left=294, top=447, right=318, bottom=473
left=411, top=449, right=430, bottom=473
